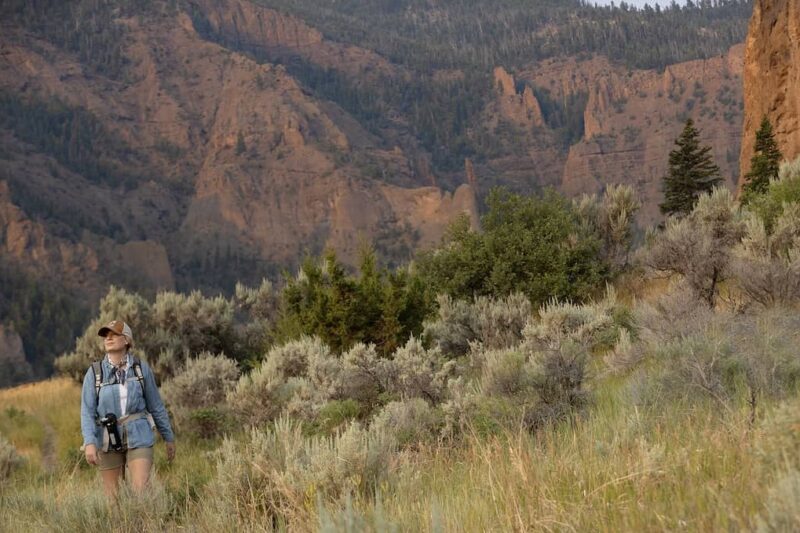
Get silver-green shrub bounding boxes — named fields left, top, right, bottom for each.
left=0, top=435, right=22, bottom=484
left=424, top=293, right=531, bottom=358
left=150, top=290, right=236, bottom=376
left=203, top=417, right=396, bottom=528
left=336, top=343, right=390, bottom=406
left=423, top=295, right=478, bottom=357
left=479, top=348, right=532, bottom=397
left=635, top=280, right=713, bottom=346
left=640, top=187, right=745, bottom=306
left=55, top=286, right=152, bottom=380
left=630, top=307, right=800, bottom=411
left=161, top=352, right=240, bottom=437
left=388, top=337, right=457, bottom=403
left=523, top=289, right=619, bottom=351
left=370, top=398, right=441, bottom=448
left=227, top=337, right=328, bottom=426
left=473, top=293, right=532, bottom=350
left=575, top=183, right=641, bottom=273
left=757, top=468, right=800, bottom=532
left=731, top=205, right=800, bottom=307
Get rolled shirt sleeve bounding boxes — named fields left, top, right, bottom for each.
left=80, top=368, right=99, bottom=447
left=141, top=361, right=175, bottom=443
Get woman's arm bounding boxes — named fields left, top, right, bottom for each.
left=141, top=361, right=175, bottom=443
left=80, top=367, right=100, bottom=464
left=80, top=367, right=98, bottom=447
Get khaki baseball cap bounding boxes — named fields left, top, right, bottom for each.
left=97, top=320, right=134, bottom=344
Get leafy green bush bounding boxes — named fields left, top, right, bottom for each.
left=275, top=249, right=432, bottom=357
left=418, top=189, right=608, bottom=308
left=749, top=156, right=800, bottom=232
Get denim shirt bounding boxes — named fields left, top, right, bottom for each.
left=80, top=353, right=174, bottom=449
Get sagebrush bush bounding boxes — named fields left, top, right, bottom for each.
left=161, top=352, right=240, bottom=438
left=525, top=341, right=590, bottom=429
left=370, top=399, right=441, bottom=448
left=227, top=337, right=328, bottom=426
left=629, top=307, right=800, bottom=412
left=55, top=286, right=152, bottom=380
left=423, top=295, right=479, bottom=358
left=334, top=343, right=389, bottom=407
left=388, top=337, right=457, bottom=403
left=757, top=468, right=800, bottom=532
left=635, top=280, right=713, bottom=346
left=424, top=293, right=531, bottom=358
left=603, top=327, right=643, bottom=375
left=524, top=289, right=621, bottom=351
left=0, top=434, right=22, bottom=483
left=574, top=183, right=641, bottom=274
left=202, top=418, right=396, bottom=528
left=731, top=206, right=800, bottom=307
left=640, top=187, right=745, bottom=306
left=479, top=348, right=532, bottom=397
left=150, top=291, right=237, bottom=376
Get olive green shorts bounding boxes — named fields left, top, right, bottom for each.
left=98, top=446, right=154, bottom=471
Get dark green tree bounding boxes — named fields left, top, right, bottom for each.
left=418, top=189, right=607, bottom=308
left=660, top=119, right=722, bottom=217
left=274, top=248, right=433, bottom=356
left=741, top=116, right=783, bottom=205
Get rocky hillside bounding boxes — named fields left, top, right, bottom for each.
left=0, top=1, right=478, bottom=301
left=740, top=0, right=800, bottom=177
left=0, top=0, right=753, bottom=374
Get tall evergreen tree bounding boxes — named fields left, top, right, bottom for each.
left=660, top=119, right=722, bottom=217
left=741, top=116, right=783, bottom=205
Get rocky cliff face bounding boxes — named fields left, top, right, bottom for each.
left=516, top=46, right=744, bottom=225
left=740, top=0, right=800, bottom=179
left=0, top=3, right=478, bottom=295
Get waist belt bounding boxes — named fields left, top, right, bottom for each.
left=100, top=411, right=156, bottom=452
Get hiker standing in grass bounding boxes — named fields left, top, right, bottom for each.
left=80, top=320, right=176, bottom=498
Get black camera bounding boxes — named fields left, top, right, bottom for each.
left=100, top=413, right=124, bottom=451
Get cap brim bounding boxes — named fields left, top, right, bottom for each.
left=98, top=327, right=112, bottom=337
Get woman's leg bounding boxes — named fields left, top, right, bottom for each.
left=100, top=466, right=125, bottom=498
left=127, top=458, right=152, bottom=494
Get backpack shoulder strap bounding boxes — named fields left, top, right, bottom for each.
left=132, top=356, right=146, bottom=396
left=91, top=361, right=103, bottom=402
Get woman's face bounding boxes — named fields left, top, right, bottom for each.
left=103, top=332, right=128, bottom=353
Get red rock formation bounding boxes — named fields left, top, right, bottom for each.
left=740, top=0, right=800, bottom=183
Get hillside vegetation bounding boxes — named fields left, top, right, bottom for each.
left=3, top=158, right=800, bottom=530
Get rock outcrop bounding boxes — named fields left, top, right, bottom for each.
left=492, top=66, right=545, bottom=128
left=521, top=47, right=744, bottom=225
left=0, top=3, right=478, bottom=294
left=740, top=0, right=800, bottom=180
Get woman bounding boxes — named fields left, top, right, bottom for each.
left=80, top=320, right=176, bottom=497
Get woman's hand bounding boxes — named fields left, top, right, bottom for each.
left=165, top=441, right=176, bottom=462
left=84, top=444, right=99, bottom=466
